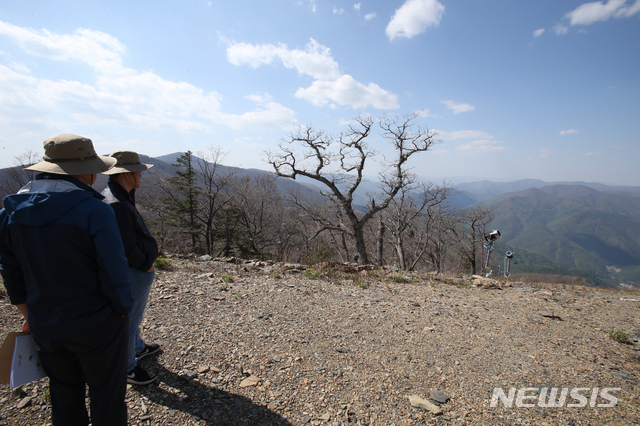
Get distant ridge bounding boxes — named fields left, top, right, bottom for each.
left=482, top=184, right=640, bottom=286
left=456, top=179, right=640, bottom=202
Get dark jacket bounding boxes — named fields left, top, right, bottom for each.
left=0, top=174, right=132, bottom=341
left=102, top=180, right=158, bottom=271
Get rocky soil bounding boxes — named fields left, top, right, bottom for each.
left=2, top=256, right=640, bottom=426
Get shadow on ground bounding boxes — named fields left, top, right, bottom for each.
left=133, top=362, right=293, bottom=426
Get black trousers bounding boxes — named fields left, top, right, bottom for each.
left=34, top=312, right=129, bottom=426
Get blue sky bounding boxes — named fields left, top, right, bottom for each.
left=1, top=0, right=639, bottom=185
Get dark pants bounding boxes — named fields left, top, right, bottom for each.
left=34, top=312, right=129, bottom=426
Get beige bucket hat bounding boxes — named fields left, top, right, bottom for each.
left=101, top=150, right=154, bottom=175
left=24, top=134, right=117, bottom=175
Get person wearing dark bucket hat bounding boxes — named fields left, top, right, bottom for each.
left=101, top=151, right=160, bottom=386
left=0, top=134, right=132, bottom=426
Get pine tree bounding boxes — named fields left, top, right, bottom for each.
left=162, top=151, right=202, bottom=252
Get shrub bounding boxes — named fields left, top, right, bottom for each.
left=221, top=274, right=234, bottom=284
left=305, top=269, right=325, bottom=280
left=269, top=268, right=282, bottom=279
left=355, top=276, right=369, bottom=289
left=154, top=255, right=172, bottom=269
left=608, top=329, right=631, bottom=344
left=303, top=241, right=335, bottom=265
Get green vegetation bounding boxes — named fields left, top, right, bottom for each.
left=161, top=151, right=202, bottom=252
left=221, top=274, right=234, bottom=284
left=154, top=255, right=172, bottom=269
left=454, top=280, right=472, bottom=288
left=484, top=187, right=640, bottom=287
left=355, top=276, right=370, bottom=289
left=269, top=268, right=282, bottom=279
left=305, top=269, right=325, bottom=280
left=607, top=329, right=631, bottom=344
left=303, top=241, right=335, bottom=265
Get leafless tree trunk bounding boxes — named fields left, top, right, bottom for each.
left=266, top=112, right=439, bottom=265
left=377, top=217, right=385, bottom=266
left=230, top=174, right=286, bottom=256
left=453, top=206, right=495, bottom=275
left=195, top=147, right=235, bottom=255
left=381, top=181, right=452, bottom=271
left=0, top=150, right=41, bottom=204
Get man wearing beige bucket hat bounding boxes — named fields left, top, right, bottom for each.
left=102, top=151, right=160, bottom=385
left=0, top=134, right=132, bottom=425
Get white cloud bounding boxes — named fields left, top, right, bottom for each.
left=554, top=24, right=569, bottom=35
left=559, top=129, right=580, bottom=135
left=437, top=130, right=493, bottom=140
left=354, top=3, right=361, bottom=10
left=245, top=93, right=273, bottom=103
left=535, top=148, right=553, bottom=158
left=539, top=148, right=552, bottom=156
left=228, top=38, right=398, bottom=110
left=415, top=109, right=435, bottom=118
left=0, top=21, right=298, bottom=133
left=365, top=12, right=377, bottom=20
left=441, top=100, right=475, bottom=114
left=435, top=129, right=505, bottom=155
left=295, top=74, right=399, bottom=109
left=564, top=0, right=640, bottom=25
left=581, top=151, right=602, bottom=156
left=295, top=0, right=317, bottom=12
left=0, top=21, right=126, bottom=72
left=455, top=139, right=507, bottom=155
left=0, top=50, right=31, bottom=73
left=222, top=102, right=297, bottom=131
left=333, top=7, right=345, bottom=14
left=386, top=0, right=445, bottom=40
left=533, top=28, right=545, bottom=37
left=227, top=38, right=341, bottom=80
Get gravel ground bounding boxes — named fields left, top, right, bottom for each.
left=2, top=256, right=640, bottom=426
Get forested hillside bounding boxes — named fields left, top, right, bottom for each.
left=481, top=185, right=640, bottom=286
left=2, top=151, right=639, bottom=288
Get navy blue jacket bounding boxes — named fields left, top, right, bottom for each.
left=102, top=181, right=158, bottom=272
left=0, top=174, right=133, bottom=341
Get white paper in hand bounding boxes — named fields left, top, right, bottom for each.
left=10, top=335, right=46, bottom=387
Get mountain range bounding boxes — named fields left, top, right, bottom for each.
left=151, top=154, right=640, bottom=287
left=3, top=152, right=638, bottom=287
left=476, top=183, right=640, bottom=287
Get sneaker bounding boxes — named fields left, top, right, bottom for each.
left=136, top=343, right=161, bottom=360
left=127, top=365, right=157, bottom=385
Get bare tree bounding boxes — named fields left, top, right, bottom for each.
left=194, top=148, right=235, bottom=255
left=381, top=180, right=452, bottom=270
left=267, top=112, right=439, bottom=265
left=421, top=204, right=459, bottom=273
left=0, top=150, right=41, bottom=203
left=230, top=174, right=284, bottom=256
left=145, top=149, right=234, bottom=255
left=452, top=206, right=495, bottom=274
left=269, top=205, right=306, bottom=262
